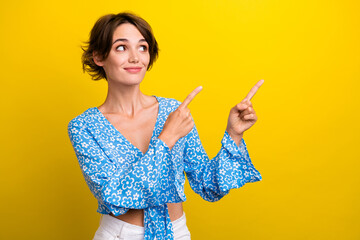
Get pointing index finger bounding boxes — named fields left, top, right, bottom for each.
left=243, top=79, right=264, bottom=102
left=179, top=86, right=203, bottom=109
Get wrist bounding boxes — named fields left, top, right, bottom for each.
left=226, top=128, right=243, bottom=147
left=158, top=132, right=178, bottom=150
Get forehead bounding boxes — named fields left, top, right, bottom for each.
left=112, top=23, right=145, bottom=41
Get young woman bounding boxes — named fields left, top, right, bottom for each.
left=67, top=12, right=263, bottom=240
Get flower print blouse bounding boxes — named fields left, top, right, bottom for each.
left=67, top=95, right=262, bottom=240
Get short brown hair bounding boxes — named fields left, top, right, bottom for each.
left=81, top=12, right=159, bottom=81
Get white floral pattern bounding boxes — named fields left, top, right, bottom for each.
left=67, top=95, right=262, bottom=240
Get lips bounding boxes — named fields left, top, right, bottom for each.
left=124, top=67, right=142, bottom=73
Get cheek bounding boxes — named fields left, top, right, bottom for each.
left=144, top=54, right=150, bottom=66
left=107, top=52, right=126, bottom=65
left=113, top=55, right=127, bottom=65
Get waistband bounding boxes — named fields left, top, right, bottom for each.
left=99, top=211, right=186, bottom=235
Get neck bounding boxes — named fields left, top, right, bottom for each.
left=100, top=81, right=148, bottom=118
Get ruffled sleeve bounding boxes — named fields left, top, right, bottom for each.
left=183, top=122, right=262, bottom=202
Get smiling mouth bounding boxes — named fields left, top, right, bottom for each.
left=124, top=67, right=142, bottom=73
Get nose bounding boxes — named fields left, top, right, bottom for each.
left=128, top=48, right=139, bottom=63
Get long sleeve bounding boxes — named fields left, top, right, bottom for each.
left=67, top=120, right=180, bottom=215
left=183, top=122, right=262, bottom=202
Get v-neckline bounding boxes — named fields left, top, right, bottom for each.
left=94, top=95, right=161, bottom=155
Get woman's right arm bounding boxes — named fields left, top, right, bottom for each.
left=67, top=120, right=179, bottom=215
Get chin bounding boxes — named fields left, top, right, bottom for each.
left=109, top=74, right=146, bottom=85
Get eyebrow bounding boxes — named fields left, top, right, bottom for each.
left=112, top=38, right=147, bottom=45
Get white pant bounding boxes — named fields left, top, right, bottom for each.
left=93, top=212, right=191, bottom=240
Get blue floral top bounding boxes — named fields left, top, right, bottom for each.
left=67, top=95, right=262, bottom=240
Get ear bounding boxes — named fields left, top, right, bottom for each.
left=93, top=51, right=104, bottom=67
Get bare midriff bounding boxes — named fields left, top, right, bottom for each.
left=109, top=202, right=183, bottom=226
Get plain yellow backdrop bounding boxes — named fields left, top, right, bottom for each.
left=1, top=0, right=359, bottom=239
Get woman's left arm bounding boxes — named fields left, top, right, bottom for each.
left=184, top=80, right=264, bottom=202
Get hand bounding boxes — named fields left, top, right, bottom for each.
left=158, top=86, right=203, bottom=149
left=226, top=80, right=264, bottom=141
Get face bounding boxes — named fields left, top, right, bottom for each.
left=94, top=23, right=150, bottom=85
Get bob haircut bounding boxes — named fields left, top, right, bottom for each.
left=81, top=12, right=159, bottom=81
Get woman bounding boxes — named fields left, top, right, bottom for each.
left=67, top=12, right=263, bottom=240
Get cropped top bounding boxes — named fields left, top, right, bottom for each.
left=67, top=95, right=262, bottom=240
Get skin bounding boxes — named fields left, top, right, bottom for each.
left=93, top=22, right=264, bottom=227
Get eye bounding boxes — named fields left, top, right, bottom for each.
left=116, top=45, right=125, bottom=51
left=139, top=45, right=148, bottom=52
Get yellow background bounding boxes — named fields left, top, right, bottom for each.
left=1, top=0, right=359, bottom=239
